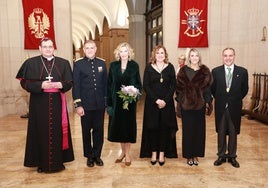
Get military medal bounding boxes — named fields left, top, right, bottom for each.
left=226, top=87, right=230, bottom=92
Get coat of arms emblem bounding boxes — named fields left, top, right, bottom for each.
left=181, top=7, right=206, bottom=37
left=28, top=8, right=50, bottom=39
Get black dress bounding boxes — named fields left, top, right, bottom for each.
left=16, top=55, right=74, bottom=172
left=140, top=63, right=178, bottom=158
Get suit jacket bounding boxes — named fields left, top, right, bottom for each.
left=211, top=64, right=248, bottom=134
left=72, top=57, right=107, bottom=110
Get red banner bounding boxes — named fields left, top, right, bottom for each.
left=178, top=0, right=208, bottom=47
left=22, top=0, right=56, bottom=49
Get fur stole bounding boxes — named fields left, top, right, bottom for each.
left=176, top=65, right=212, bottom=110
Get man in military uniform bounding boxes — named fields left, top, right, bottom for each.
left=72, top=40, right=107, bottom=167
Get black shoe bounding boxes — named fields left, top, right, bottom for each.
left=37, top=167, right=43, bottom=173
left=228, top=158, right=240, bottom=168
left=20, top=113, right=29, bottom=118
left=60, top=165, right=65, bottom=171
left=49, top=165, right=65, bottom=173
left=95, top=157, right=104, bottom=166
left=52, top=165, right=65, bottom=173
left=87, top=158, right=95, bottom=167
left=55, top=165, right=66, bottom=171
left=187, top=159, right=193, bottom=166
left=151, top=160, right=157, bottom=165
left=159, top=160, right=165, bottom=166
left=193, top=160, right=199, bottom=166
left=42, top=165, right=65, bottom=173
left=193, top=157, right=199, bottom=166
left=214, top=157, right=227, bottom=166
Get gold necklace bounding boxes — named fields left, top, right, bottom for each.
left=155, top=63, right=165, bottom=83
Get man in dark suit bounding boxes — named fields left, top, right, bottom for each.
left=211, top=47, right=248, bottom=168
left=72, top=40, right=107, bottom=167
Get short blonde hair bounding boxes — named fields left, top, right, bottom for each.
left=114, top=42, right=134, bottom=61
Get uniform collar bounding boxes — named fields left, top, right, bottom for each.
left=85, top=56, right=95, bottom=62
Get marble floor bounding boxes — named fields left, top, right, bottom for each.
left=0, top=100, right=267, bottom=188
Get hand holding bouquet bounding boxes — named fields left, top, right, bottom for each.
left=117, top=85, right=141, bottom=110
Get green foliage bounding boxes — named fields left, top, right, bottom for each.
left=117, top=90, right=137, bottom=110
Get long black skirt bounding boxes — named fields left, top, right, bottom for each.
left=181, top=106, right=206, bottom=159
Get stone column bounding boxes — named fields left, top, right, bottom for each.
left=128, top=14, right=146, bottom=81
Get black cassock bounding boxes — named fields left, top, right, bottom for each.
left=16, top=55, right=74, bottom=172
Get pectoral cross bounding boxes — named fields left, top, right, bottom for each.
left=46, top=75, right=53, bottom=81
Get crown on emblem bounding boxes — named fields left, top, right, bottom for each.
left=33, top=8, right=43, bottom=14
left=187, top=7, right=200, bottom=15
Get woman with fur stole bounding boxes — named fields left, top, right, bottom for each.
left=176, top=48, right=213, bottom=166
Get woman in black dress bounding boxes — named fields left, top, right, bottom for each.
left=140, top=45, right=178, bottom=166
left=176, top=48, right=213, bottom=166
left=106, top=42, right=142, bottom=166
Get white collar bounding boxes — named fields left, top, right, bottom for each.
left=46, top=56, right=54, bottom=61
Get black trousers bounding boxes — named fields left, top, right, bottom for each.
left=217, top=108, right=237, bottom=158
left=81, top=109, right=105, bottom=159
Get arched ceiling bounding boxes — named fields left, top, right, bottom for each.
left=71, top=0, right=129, bottom=49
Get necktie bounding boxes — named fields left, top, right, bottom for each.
left=226, top=67, right=232, bottom=92
left=227, top=67, right=232, bottom=80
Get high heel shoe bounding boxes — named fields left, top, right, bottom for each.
left=115, top=155, right=125, bottom=163
left=187, top=159, right=193, bottom=166
left=125, top=161, right=131, bottom=166
left=151, top=152, right=157, bottom=165
left=193, top=157, right=199, bottom=166
left=193, top=160, right=199, bottom=166
left=159, top=153, right=165, bottom=166
left=158, top=160, right=165, bottom=166
left=125, top=155, right=131, bottom=166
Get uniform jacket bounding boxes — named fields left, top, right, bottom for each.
left=72, top=57, right=107, bottom=110
left=211, top=64, right=248, bottom=134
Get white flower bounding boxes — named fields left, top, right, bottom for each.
left=117, top=85, right=141, bottom=110
left=121, top=85, right=140, bottom=97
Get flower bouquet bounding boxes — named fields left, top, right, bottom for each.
left=117, top=85, right=141, bottom=110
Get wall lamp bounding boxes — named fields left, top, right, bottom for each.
left=261, top=26, right=267, bottom=41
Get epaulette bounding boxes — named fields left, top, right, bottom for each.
left=96, top=57, right=106, bottom=62
left=74, top=57, right=83, bottom=63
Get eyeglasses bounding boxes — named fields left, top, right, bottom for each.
left=41, top=46, right=54, bottom=49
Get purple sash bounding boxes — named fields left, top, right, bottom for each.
left=44, top=88, right=69, bottom=150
